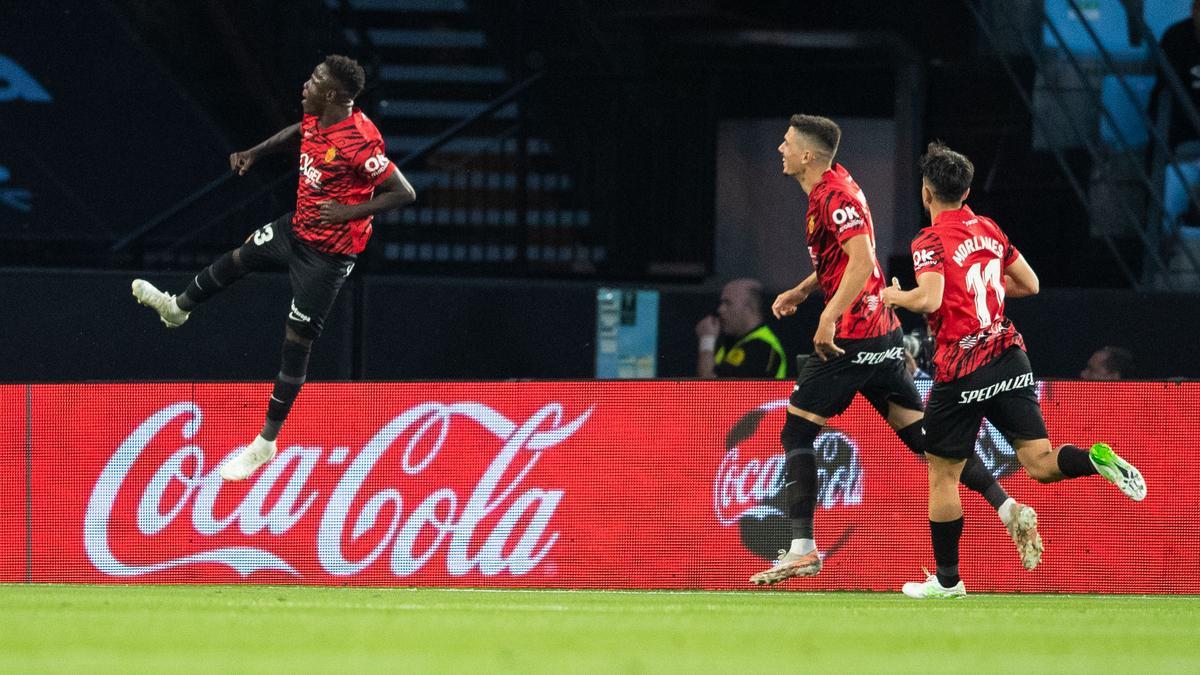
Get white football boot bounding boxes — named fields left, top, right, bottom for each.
left=220, top=436, right=277, bottom=481
left=902, top=569, right=966, bottom=599
left=749, top=549, right=822, bottom=585
left=1089, top=443, right=1147, bottom=501
left=131, top=279, right=189, bottom=327
left=1005, top=502, right=1043, bottom=570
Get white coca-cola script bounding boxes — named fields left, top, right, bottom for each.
left=84, top=400, right=592, bottom=578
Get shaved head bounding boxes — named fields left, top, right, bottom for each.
left=718, top=278, right=766, bottom=336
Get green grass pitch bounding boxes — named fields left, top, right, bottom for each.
left=2, top=585, right=1197, bottom=673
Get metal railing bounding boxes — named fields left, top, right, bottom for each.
left=965, top=0, right=1200, bottom=290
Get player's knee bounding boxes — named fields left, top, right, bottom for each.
left=212, top=249, right=246, bottom=284
left=284, top=324, right=314, bottom=345
left=927, top=455, right=963, bottom=486
left=280, top=336, right=312, bottom=379
left=780, top=414, right=821, bottom=451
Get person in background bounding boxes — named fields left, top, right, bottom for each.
left=696, top=278, right=788, bottom=379
left=1080, top=345, right=1135, bottom=380
left=1152, top=0, right=1200, bottom=153
left=903, top=331, right=932, bottom=380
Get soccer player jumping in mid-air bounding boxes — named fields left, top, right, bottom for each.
left=132, top=55, right=415, bottom=481
left=750, top=115, right=1039, bottom=586
left=884, top=142, right=1146, bottom=599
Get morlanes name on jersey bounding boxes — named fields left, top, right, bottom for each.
left=951, top=235, right=1004, bottom=267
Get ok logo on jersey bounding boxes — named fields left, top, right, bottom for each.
left=913, top=249, right=936, bottom=270
left=364, top=153, right=390, bottom=177
left=832, top=204, right=864, bottom=232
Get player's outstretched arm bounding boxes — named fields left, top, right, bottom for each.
left=230, top=123, right=302, bottom=175
left=771, top=273, right=818, bottom=319
left=1004, top=254, right=1040, bottom=298
left=882, top=273, right=944, bottom=314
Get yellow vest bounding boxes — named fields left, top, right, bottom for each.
left=715, top=325, right=788, bottom=379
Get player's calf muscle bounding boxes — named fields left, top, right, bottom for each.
left=1016, top=439, right=1060, bottom=483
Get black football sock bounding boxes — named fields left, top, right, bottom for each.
left=785, top=448, right=817, bottom=542
left=1057, top=444, right=1100, bottom=478
left=261, top=339, right=311, bottom=442
left=179, top=251, right=245, bottom=311
left=930, top=517, right=963, bottom=587
left=959, top=454, right=1009, bottom=511
left=780, top=415, right=822, bottom=545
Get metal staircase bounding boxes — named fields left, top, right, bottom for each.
left=326, top=0, right=601, bottom=274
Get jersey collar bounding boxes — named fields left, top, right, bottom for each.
left=308, top=109, right=360, bottom=133
left=933, top=204, right=976, bottom=227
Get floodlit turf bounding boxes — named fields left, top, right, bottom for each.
left=1, top=585, right=1197, bottom=673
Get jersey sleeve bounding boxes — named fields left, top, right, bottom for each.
left=910, top=229, right=945, bottom=276
left=823, top=190, right=870, bottom=244
left=1003, top=240, right=1020, bottom=266
left=351, top=138, right=397, bottom=187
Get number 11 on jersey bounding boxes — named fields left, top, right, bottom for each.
left=964, top=258, right=1004, bottom=328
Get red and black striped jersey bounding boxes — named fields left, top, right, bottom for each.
left=805, top=164, right=899, bottom=340
left=910, top=205, right=1026, bottom=382
left=292, top=110, right=395, bottom=255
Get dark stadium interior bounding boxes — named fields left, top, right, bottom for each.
left=3, top=5, right=1199, bottom=665
left=3, top=0, right=1199, bottom=380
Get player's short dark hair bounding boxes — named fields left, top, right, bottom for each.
left=920, top=141, right=975, bottom=203
left=323, top=54, right=366, bottom=99
left=789, top=114, right=841, bottom=157
left=1102, top=345, right=1134, bottom=377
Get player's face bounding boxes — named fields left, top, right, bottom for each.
left=302, top=65, right=334, bottom=115
left=778, top=127, right=807, bottom=176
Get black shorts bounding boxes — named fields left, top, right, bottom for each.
left=789, top=328, right=923, bottom=419
left=237, top=212, right=356, bottom=340
left=924, top=346, right=1049, bottom=460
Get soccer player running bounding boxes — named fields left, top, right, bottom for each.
left=131, top=55, right=416, bottom=481
left=751, top=115, right=1035, bottom=586
left=884, top=143, right=1146, bottom=599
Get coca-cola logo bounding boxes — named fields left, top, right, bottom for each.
left=713, top=400, right=863, bottom=560
left=84, top=400, right=592, bottom=578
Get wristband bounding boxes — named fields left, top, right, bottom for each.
left=699, top=335, right=717, bottom=352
